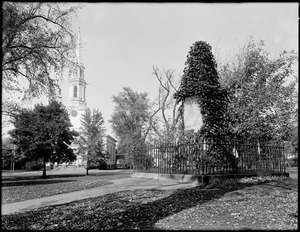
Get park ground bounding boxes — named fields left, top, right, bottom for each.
left=1, top=167, right=298, bottom=230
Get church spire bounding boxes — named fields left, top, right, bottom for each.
left=67, top=26, right=87, bottom=131
left=76, top=27, right=83, bottom=65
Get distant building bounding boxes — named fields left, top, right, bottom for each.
left=104, top=135, right=117, bottom=169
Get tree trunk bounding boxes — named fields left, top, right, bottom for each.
left=42, top=156, right=47, bottom=178
left=86, top=156, right=89, bottom=175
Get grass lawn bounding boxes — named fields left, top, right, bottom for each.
left=1, top=174, right=298, bottom=230
left=2, top=170, right=131, bottom=204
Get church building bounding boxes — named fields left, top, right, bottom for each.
left=67, top=28, right=117, bottom=168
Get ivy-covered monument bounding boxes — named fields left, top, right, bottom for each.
left=174, top=41, right=229, bottom=143
left=172, top=41, right=236, bottom=173
left=132, top=41, right=287, bottom=182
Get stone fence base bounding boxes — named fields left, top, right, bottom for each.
left=131, top=171, right=289, bottom=185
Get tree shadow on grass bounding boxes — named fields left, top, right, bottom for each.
left=99, top=180, right=274, bottom=230
left=263, top=178, right=298, bottom=191
left=1, top=172, right=131, bottom=187
left=1, top=174, right=86, bottom=182
left=89, top=172, right=126, bottom=176
left=89, top=172, right=131, bottom=178
left=2, top=179, right=75, bottom=187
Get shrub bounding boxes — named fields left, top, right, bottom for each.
left=25, top=161, right=44, bottom=171
left=97, top=160, right=107, bottom=170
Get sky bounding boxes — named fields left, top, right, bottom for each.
left=2, top=2, right=299, bottom=138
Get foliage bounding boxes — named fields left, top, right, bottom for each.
left=286, top=157, right=298, bottom=167
left=116, top=132, right=151, bottom=169
left=110, top=87, right=152, bottom=167
left=2, top=101, right=23, bottom=127
left=174, top=41, right=229, bottom=143
left=25, top=160, right=44, bottom=171
left=1, top=136, right=27, bottom=170
left=8, top=100, right=78, bottom=177
left=219, top=37, right=298, bottom=143
left=74, top=108, right=108, bottom=175
left=2, top=137, right=14, bottom=154
left=290, top=125, right=298, bottom=156
left=132, top=136, right=152, bottom=170
left=2, top=2, right=79, bottom=100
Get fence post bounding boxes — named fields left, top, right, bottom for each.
left=155, top=144, right=157, bottom=173
left=166, top=142, right=168, bottom=174
left=282, top=143, right=285, bottom=173
left=147, top=145, right=149, bottom=173
left=278, top=146, right=280, bottom=172
left=168, top=143, right=170, bottom=174
left=155, top=144, right=160, bottom=173
left=269, top=147, right=277, bottom=172
left=188, top=142, right=191, bottom=174
left=191, top=143, right=194, bottom=175
left=158, top=144, right=160, bottom=174
left=171, top=142, right=174, bottom=174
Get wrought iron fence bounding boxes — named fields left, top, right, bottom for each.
left=133, top=140, right=285, bottom=175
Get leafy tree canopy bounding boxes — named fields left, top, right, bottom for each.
left=74, top=108, right=107, bottom=175
left=109, top=87, right=152, bottom=166
left=219, top=37, right=298, bottom=143
left=8, top=100, right=78, bottom=177
left=2, top=2, right=79, bottom=100
left=110, top=87, right=151, bottom=139
left=290, top=125, right=298, bottom=156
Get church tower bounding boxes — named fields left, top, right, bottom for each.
left=67, top=28, right=87, bottom=131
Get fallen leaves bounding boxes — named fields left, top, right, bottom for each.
left=1, top=172, right=131, bottom=204
left=155, top=177, right=298, bottom=230
left=1, top=175, right=298, bottom=230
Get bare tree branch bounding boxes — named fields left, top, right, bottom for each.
left=150, top=66, right=182, bottom=142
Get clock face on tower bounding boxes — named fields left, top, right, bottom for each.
left=71, top=109, right=78, bottom=117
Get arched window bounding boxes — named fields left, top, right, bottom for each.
left=73, top=86, right=78, bottom=98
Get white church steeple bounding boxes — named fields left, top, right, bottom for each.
left=76, top=27, right=83, bottom=66
left=67, top=27, right=87, bottom=131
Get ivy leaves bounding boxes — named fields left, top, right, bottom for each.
left=174, top=41, right=229, bottom=142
